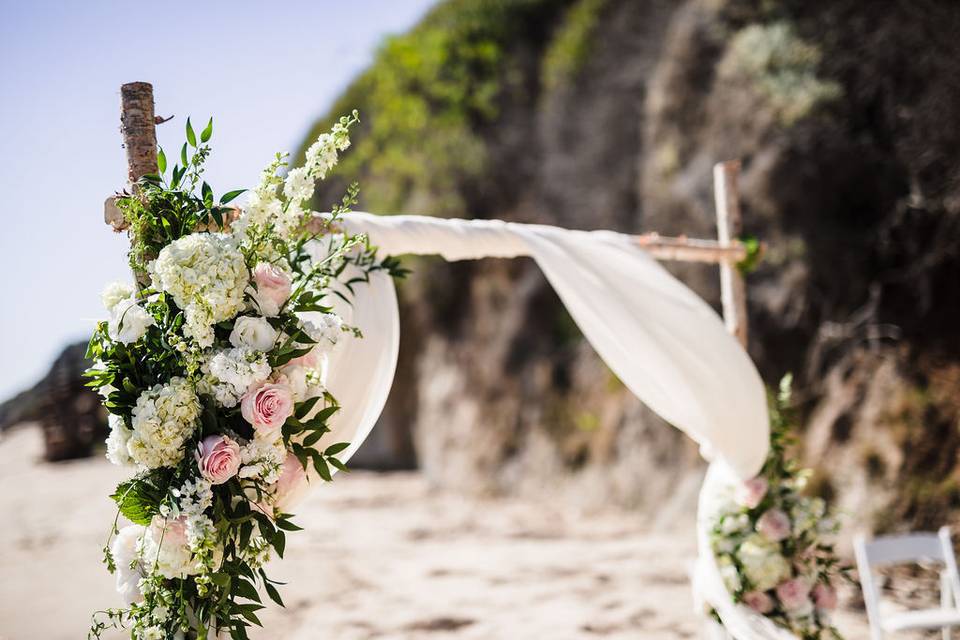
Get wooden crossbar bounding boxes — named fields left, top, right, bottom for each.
left=106, top=82, right=754, bottom=347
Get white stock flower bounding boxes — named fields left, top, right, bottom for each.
left=200, top=347, right=272, bottom=408
left=230, top=316, right=279, bottom=352
left=101, top=281, right=135, bottom=312
left=238, top=436, right=286, bottom=485
left=150, top=233, right=248, bottom=348
left=304, top=133, right=339, bottom=180
left=302, top=313, right=343, bottom=349
left=232, top=184, right=282, bottom=237
left=105, top=414, right=134, bottom=467
left=283, top=166, right=314, bottom=204
left=737, top=533, right=791, bottom=592
left=108, top=298, right=154, bottom=344
left=283, top=363, right=326, bottom=403
left=128, top=378, right=201, bottom=469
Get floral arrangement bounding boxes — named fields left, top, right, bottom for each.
left=709, top=376, right=849, bottom=639
left=87, top=112, right=403, bottom=639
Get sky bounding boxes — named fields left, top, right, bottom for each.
left=0, top=0, right=436, bottom=401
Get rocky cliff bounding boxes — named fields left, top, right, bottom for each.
left=301, top=0, right=960, bottom=530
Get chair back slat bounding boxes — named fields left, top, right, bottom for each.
left=856, top=528, right=960, bottom=640
left=861, top=532, right=946, bottom=567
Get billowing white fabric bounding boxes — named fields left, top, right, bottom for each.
left=316, top=211, right=769, bottom=479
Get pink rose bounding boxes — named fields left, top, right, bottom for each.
left=743, top=590, right=774, bottom=614
left=812, top=583, right=837, bottom=611
left=737, top=477, right=769, bottom=509
left=286, top=347, right=321, bottom=370
left=251, top=262, right=292, bottom=317
left=756, top=508, right=791, bottom=542
left=150, top=515, right=188, bottom=546
left=196, top=435, right=241, bottom=485
left=776, top=578, right=812, bottom=615
left=241, top=381, right=294, bottom=438
left=273, top=453, right=309, bottom=513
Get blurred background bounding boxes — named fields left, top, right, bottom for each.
left=2, top=0, right=959, bottom=638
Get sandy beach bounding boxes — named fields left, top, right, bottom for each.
left=0, top=426, right=870, bottom=639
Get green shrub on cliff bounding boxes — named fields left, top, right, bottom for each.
left=298, top=0, right=573, bottom=216
left=721, top=22, right=842, bottom=127
left=541, top=0, right=607, bottom=91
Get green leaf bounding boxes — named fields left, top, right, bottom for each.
left=233, top=578, right=261, bottom=602
left=157, top=147, right=167, bottom=174
left=180, top=143, right=188, bottom=167
left=200, top=117, right=213, bottom=143
left=110, top=477, right=165, bottom=525
left=202, top=181, right=214, bottom=207
left=313, top=406, right=340, bottom=423
left=324, top=442, right=350, bottom=456
left=302, top=430, right=324, bottom=448
left=220, top=189, right=247, bottom=205
left=313, top=456, right=332, bottom=482
left=239, top=609, right=262, bottom=627
left=210, top=572, right=231, bottom=589
left=272, top=530, right=286, bottom=558
left=294, top=397, right=321, bottom=420
left=264, top=581, right=285, bottom=607
left=275, top=518, right=303, bottom=532
left=186, top=117, right=197, bottom=148
left=239, top=520, right=253, bottom=551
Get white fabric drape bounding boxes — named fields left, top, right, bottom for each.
left=312, top=212, right=769, bottom=480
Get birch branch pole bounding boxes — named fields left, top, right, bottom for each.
left=714, top=160, right=749, bottom=347
left=105, top=82, right=159, bottom=231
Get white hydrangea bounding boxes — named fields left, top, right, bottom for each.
left=239, top=436, right=286, bottom=485
left=150, top=233, right=248, bottom=348
left=199, top=347, right=272, bottom=408
left=128, top=378, right=201, bottom=469
left=737, top=533, right=791, bottom=592
left=108, top=297, right=155, bottom=345
left=302, top=313, right=343, bottom=349
left=102, top=281, right=136, bottom=312
left=105, top=414, right=134, bottom=467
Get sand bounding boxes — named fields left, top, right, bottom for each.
left=0, top=426, right=871, bottom=639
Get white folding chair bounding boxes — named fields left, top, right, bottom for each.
left=855, top=527, right=960, bottom=639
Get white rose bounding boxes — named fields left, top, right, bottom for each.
left=105, top=414, right=134, bottom=467
left=101, top=281, right=135, bottom=312
left=111, top=524, right=144, bottom=604
left=229, top=316, right=279, bottom=352
left=108, top=297, right=154, bottom=344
